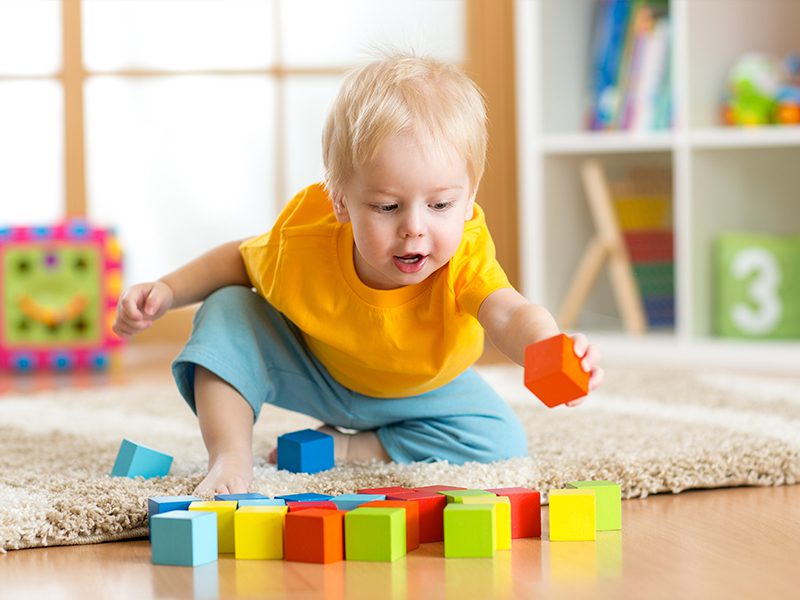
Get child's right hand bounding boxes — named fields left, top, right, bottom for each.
left=112, top=281, right=174, bottom=338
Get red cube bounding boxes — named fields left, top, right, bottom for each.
left=524, top=334, right=589, bottom=407
left=486, top=487, right=541, bottom=538
left=284, top=509, right=344, bottom=563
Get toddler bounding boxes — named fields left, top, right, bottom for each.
left=113, top=54, right=603, bottom=496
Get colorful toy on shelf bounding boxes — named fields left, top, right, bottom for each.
left=523, top=333, right=589, bottom=408
left=722, top=52, right=800, bottom=126
left=0, top=220, right=123, bottom=371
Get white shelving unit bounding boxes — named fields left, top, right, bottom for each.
left=514, top=0, right=800, bottom=362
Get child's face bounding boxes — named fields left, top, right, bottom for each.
left=335, top=131, right=475, bottom=290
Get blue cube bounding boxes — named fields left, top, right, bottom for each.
left=274, top=492, right=334, bottom=503
left=237, top=498, right=287, bottom=507
left=111, top=438, right=173, bottom=478
left=276, top=429, right=334, bottom=474
left=150, top=510, right=217, bottom=567
left=148, top=495, right=201, bottom=528
left=332, top=493, right=386, bottom=511
left=213, top=492, right=270, bottom=503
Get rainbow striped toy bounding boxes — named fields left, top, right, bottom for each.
left=0, top=221, right=123, bottom=371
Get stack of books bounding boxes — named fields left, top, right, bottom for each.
left=586, top=0, right=672, bottom=131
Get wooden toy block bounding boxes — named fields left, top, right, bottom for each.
left=460, top=496, right=512, bottom=550
left=486, top=487, right=542, bottom=538
left=286, top=500, right=338, bottom=512
left=524, top=333, right=589, bottom=407
left=0, top=220, right=123, bottom=372
left=548, top=489, right=596, bottom=541
left=277, top=429, right=334, bottom=474
left=567, top=480, right=621, bottom=530
left=238, top=498, right=286, bottom=508
left=363, top=500, right=420, bottom=552
left=386, top=491, right=447, bottom=543
left=357, top=486, right=416, bottom=495
left=443, top=504, right=496, bottom=558
left=214, top=492, right=270, bottom=503
left=111, top=438, right=173, bottom=478
left=331, top=493, right=386, bottom=511
left=284, top=508, right=345, bottom=563
left=147, top=495, right=200, bottom=528
left=150, top=510, right=217, bottom=567
left=189, top=501, right=238, bottom=553
left=413, top=485, right=466, bottom=494
left=344, top=507, right=406, bottom=562
left=438, top=489, right=496, bottom=503
left=275, top=492, right=333, bottom=503
left=234, top=506, right=286, bottom=560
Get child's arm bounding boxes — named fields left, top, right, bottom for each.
left=113, top=240, right=251, bottom=338
left=477, top=287, right=604, bottom=402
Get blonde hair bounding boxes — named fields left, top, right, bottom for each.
left=322, top=53, right=487, bottom=200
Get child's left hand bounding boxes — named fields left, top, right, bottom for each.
left=566, top=332, right=603, bottom=407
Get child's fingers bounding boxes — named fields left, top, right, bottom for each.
left=571, top=332, right=588, bottom=357
left=143, top=286, right=168, bottom=318
left=580, top=343, right=601, bottom=373
left=566, top=397, right=585, bottom=407
left=589, top=366, right=605, bottom=391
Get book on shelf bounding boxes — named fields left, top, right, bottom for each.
left=587, top=0, right=672, bottom=132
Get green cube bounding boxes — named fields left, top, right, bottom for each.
left=443, top=504, right=496, bottom=558
left=344, top=507, right=406, bottom=562
left=715, top=233, right=800, bottom=339
left=566, top=480, right=621, bottom=531
left=438, top=489, right=496, bottom=503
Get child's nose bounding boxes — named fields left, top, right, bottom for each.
left=399, top=209, right=425, bottom=238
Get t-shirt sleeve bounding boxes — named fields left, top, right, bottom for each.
left=451, top=218, right=513, bottom=318
left=239, top=231, right=276, bottom=298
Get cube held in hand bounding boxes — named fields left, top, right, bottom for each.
left=524, top=333, right=589, bottom=408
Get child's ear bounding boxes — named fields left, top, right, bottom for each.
left=464, top=190, right=476, bottom=221
left=331, top=192, right=351, bottom=224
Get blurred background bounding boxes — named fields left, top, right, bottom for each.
left=1, top=0, right=798, bottom=375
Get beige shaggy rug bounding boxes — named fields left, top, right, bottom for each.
left=1, top=365, right=799, bottom=552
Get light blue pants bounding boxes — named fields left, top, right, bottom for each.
left=172, top=286, right=528, bottom=464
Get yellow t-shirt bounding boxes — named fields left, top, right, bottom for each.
left=239, top=183, right=511, bottom=397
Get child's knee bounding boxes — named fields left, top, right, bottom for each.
left=475, top=416, right=528, bottom=462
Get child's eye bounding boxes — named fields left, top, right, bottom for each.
left=431, top=201, right=454, bottom=211
left=372, top=204, right=398, bottom=213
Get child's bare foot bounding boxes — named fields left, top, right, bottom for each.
left=193, top=452, right=253, bottom=497
left=267, top=425, right=390, bottom=465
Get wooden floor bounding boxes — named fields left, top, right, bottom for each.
left=2, top=343, right=798, bottom=599
left=2, top=485, right=798, bottom=599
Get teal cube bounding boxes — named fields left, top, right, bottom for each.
left=332, top=493, right=385, bottom=511
left=111, top=438, right=173, bottom=478
left=237, top=498, right=286, bottom=508
left=148, top=495, right=200, bottom=529
left=443, top=504, right=496, bottom=558
left=151, top=510, right=218, bottom=567
left=566, top=480, right=621, bottom=530
left=344, top=507, right=406, bottom=561
left=715, top=233, right=800, bottom=338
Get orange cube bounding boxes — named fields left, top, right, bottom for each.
left=284, top=509, right=344, bottom=563
left=524, top=333, right=589, bottom=408
left=362, top=500, right=420, bottom=552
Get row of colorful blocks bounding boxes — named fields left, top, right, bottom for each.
left=149, top=481, right=621, bottom=567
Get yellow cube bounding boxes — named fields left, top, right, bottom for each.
left=234, top=506, right=288, bottom=560
left=460, top=496, right=512, bottom=550
left=548, top=489, right=596, bottom=541
left=189, top=501, right=238, bottom=553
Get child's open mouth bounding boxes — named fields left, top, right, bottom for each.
left=393, top=254, right=428, bottom=274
